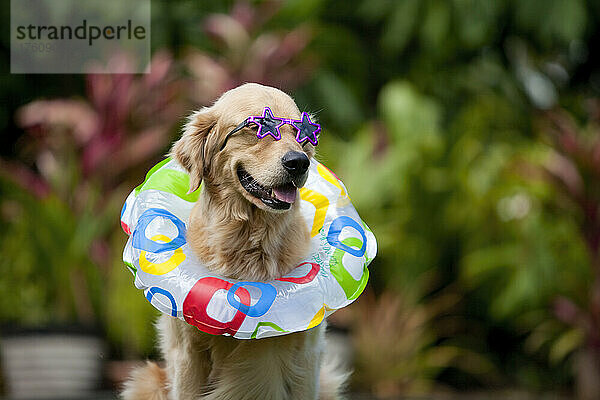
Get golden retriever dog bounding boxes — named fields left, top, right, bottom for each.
left=122, top=83, right=347, bottom=400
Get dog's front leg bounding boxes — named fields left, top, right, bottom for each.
left=158, top=315, right=212, bottom=400
left=285, top=325, right=326, bottom=400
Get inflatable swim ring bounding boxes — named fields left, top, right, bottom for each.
left=121, top=157, right=376, bottom=339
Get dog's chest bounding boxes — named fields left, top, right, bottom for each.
left=204, top=326, right=324, bottom=399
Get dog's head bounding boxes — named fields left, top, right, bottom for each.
left=172, top=83, right=316, bottom=213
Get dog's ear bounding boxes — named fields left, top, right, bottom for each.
left=171, top=108, right=217, bottom=193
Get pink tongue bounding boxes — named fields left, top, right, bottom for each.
left=273, top=186, right=297, bottom=203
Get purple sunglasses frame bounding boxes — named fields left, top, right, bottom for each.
left=219, top=107, right=320, bottom=151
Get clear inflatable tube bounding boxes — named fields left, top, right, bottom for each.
left=121, top=158, right=377, bottom=339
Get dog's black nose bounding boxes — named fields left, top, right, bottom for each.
left=282, top=151, right=309, bottom=177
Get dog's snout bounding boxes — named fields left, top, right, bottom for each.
left=282, top=151, right=309, bottom=177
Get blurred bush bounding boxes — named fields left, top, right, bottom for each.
left=0, top=52, right=189, bottom=354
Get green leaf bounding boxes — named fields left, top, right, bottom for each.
left=549, top=328, right=584, bottom=365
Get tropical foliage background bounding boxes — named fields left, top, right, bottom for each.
left=2, top=0, right=600, bottom=398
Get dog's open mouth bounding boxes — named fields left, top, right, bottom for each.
left=237, top=167, right=297, bottom=210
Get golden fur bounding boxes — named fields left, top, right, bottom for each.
left=122, top=84, right=347, bottom=400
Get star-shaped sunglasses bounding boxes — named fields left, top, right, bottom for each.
left=220, top=107, right=320, bottom=151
